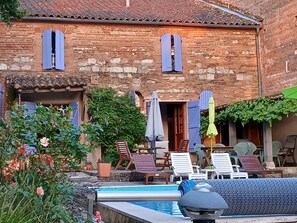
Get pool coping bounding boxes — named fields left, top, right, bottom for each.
left=95, top=201, right=297, bottom=223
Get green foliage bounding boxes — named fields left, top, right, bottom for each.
left=0, top=104, right=93, bottom=172
left=0, top=104, right=99, bottom=222
left=87, top=88, right=147, bottom=165
left=200, top=97, right=297, bottom=135
left=0, top=184, right=39, bottom=223
left=0, top=0, right=27, bottom=25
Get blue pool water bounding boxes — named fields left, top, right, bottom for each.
left=97, top=185, right=183, bottom=216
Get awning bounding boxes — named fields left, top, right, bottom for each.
left=281, top=85, right=297, bottom=99
left=6, top=74, right=89, bottom=93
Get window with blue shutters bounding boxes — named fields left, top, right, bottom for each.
left=161, top=34, right=182, bottom=73
left=42, top=29, right=65, bottom=70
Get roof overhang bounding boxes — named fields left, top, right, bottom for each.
left=6, top=74, right=89, bottom=93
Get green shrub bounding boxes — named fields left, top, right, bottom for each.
left=87, top=88, right=147, bottom=165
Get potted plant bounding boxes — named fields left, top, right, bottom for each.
left=97, top=158, right=111, bottom=178
left=85, top=161, right=93, bottom=170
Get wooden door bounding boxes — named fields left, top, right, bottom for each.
left=174, top=105, right=185, bottom=150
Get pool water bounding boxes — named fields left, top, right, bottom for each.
left=97, top=185, right=183, bottom=216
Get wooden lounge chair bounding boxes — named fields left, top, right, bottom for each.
left=115, top=140, right=133, bottom=170
left=132, top=154, right=168, bottom=185
left=238, top=155, right=283, bottom=178
left=211, top=153, right=248, bottom=179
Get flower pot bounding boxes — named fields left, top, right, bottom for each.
left=97, top=162, right=111, bottom=178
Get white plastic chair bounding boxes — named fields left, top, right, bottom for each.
left=211, top=153, right=248, bottom=179
left=170, top=152, right=207, bottom=182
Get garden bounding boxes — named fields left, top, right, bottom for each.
left=0, top=87, right=146, bottom=222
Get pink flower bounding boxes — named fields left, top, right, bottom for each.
left=17, top=145, right=27, bottom=156
left=36, top=186, right=44, bottom=197
left=95, top=211, right=101, bottom=223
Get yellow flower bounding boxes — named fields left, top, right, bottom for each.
left=40, top=137, right=49, bottom=147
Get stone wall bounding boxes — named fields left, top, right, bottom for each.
left=220, top=0, right=297, bottom=96
left=0, top=22, right=259, bottom=106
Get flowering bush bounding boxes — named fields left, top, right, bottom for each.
left=0, top=104, right=99, bottom=222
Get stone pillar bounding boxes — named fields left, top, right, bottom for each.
left=263, top=121, right=275, bottom=169
left=228, top=119, right=237, bottom=146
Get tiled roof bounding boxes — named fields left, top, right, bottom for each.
left=6, top=74, right=89, bottom=90
left=19, top=0, right=260, bottom=27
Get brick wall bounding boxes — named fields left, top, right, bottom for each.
left=0, top=21, right=258, bottom=106
left=220, top=0, right=297, bottom=96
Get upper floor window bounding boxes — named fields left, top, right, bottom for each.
left=42, top=29, right=65, bottom=70
left=161, top=34, right=182, bottom=73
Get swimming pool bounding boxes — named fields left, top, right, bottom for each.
left=97, top=185, right=183, bottom=216
left=95, top=182, right=297, bottom=223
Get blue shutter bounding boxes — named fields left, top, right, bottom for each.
left=0, top=84, right=2, bottom=117
left=173, top=34, right=182, bottom=72
left=188, top=100, right=201, bottom=152
left=23, top=101, right=37, bottom=154
left=55, top=30, right=65, bottom=70
left=69, top=102, right=79, bottom=126
left=42, top=29, right=52, bottom=70
left=199, top=90, right=213, bottom=110
left=24, top=101, right=37, bottom=114
left=161, top=34, right=172, bottom=72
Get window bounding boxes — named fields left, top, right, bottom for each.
left=42, top=29, right=65, bottom=70
left=161, top=34, right=182, bottom=72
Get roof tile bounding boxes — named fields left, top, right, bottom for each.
left=19, top=0, right=259, bottom=27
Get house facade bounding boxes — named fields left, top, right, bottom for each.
left=0, top=0, right=261, bottom=156
left=218, top=0, right=297, bottom=156
left=219, top=0, right=297, bottom=96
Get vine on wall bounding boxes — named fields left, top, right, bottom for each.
left=200, top=97, right=297, bottom=135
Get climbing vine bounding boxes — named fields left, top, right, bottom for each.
left=200, top=97, right=297, bottom=135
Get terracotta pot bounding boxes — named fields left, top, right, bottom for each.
left=97, top=162, right=111, bottom=178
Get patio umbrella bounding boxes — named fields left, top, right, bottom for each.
left=281, top=85, right=297, bottom=99
left=206, top=97, right=218, bottom=154
left=145, top=91, right=164, bottom=160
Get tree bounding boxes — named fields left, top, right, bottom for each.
left=0, top=0, right=26, bottom=25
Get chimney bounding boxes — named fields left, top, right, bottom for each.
left=126, top=0, right=130, bottom=7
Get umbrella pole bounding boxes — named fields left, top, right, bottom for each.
left=210, top=138, right=213, bottom=154
left=151, top=139, right=156, bottom=162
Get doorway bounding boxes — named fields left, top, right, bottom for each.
left=160, top=102, right=186, bottom=151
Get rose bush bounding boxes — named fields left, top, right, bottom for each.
left=0, top=104, right=99, bottom=222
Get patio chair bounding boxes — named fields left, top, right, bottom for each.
left=193, top=143, right=206, bottom=168
left=170, top=152, right=207, bottom=183
left=239, top=155, right=283, bottom=178
left=213, top=143, right=226, bottom=153
left=132, top=154, right=168, bottom=185
left=176, top=139, right=189, bottom=152
left=278, top=135, right=297, bottom=167
left=115, top=140, right=134, bottom=170
left=272, top=141, right=282, bottom=167
left=230, top=141, right=257, bottom=166
left=211, top=153, right=248, bottom=179
left=158, top=139, right=190, bottom=170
